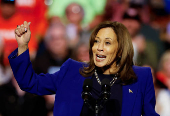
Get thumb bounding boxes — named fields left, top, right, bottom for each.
left=28, top=22, right=31, bottom=31
left=23, top=21, right=31, bottom=32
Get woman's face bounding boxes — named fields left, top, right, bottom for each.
left=92, top=27, right=118, bottom=68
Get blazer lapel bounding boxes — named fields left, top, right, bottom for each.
left=121, top=81, right=139, bottom=116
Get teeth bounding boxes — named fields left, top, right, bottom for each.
left=97, top=55, right=103, bottom=57
left=97, top=54, right=106, bottom=58
left=97, top=57, right=105, bottom=60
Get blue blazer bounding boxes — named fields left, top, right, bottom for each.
left=8, top=49, right=159, bottom=116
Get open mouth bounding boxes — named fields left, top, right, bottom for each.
left=96, top=54, right=106, bottom=61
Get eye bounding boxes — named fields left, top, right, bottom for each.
left=94, top=40, right=99, bottom=43
left=105, top=42, right=111, bottom=45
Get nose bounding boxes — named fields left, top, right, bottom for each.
left=97, top=43, right=104, bottom=51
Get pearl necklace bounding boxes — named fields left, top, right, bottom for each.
left=94, top=69, right=118, bottom=86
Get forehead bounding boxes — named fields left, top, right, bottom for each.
left=96, top=27, right=117, bottom=39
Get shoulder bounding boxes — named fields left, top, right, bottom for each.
left=61, top=58, right=88, bottom=70
left=132, top=65, right=152, bottom=83
left=132, top=65, right=155, bottom=95
left=52, top=58, right=87, bottom=84
left=132, top=65, right=151, bottom=75
left=64, top=58, right=87, bottom=66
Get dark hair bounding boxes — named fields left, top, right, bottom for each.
left=80, top=21, right=137, bottom=85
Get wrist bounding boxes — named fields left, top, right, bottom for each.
left=18, top=45, right=28, bottom=56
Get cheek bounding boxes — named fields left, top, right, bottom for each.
left=92, top=46, right=97, bottom=59
left=107, top=45, right=117, bottom=54
left=107, top=53, right=116, bottom=63
left=106, top=47, right=117, bottom=60
left=92, top=46, right=96, bottom=54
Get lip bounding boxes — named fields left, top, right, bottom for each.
left=95, top=54, right=106, bottom=62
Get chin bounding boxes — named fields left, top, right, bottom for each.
left=94, top=61, right=107, bottom=68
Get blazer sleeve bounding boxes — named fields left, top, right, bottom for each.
left=142, top=68, right=160, bottom=116
left=8, top=49, right=71, bottom=95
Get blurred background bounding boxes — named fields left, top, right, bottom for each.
left=0, top=0, right=170, bottom=116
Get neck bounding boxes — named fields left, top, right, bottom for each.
left=100, top=62, right=119, bottom=75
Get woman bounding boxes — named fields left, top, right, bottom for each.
left=9, top=21, right=159, bottom=116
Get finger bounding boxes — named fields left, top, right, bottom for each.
left=28, top=22, right=31, bottom=25
left=20, top=24, right=25, bottom=33
left=23, top=21, right=28, bottom=26
left=24, top=21, right=31, bottom=31
left=23, top=21, right=28, bottom=32
left=15, top=29, right=21, bottom=37
left=17, top=25, right=21, bottom=29
left=17, top=26, right=24, bottom=35
left=28, top=22, right=31, bottom=30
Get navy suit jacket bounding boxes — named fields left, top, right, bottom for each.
left=8, top=49, right=159, bottom=116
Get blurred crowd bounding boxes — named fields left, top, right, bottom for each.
left=0, top=0, right=170, bottom=116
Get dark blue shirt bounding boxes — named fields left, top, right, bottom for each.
left=80, top=73, right=122, bottom=116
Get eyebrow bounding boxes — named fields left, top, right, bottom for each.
left=96, top=37, right=113, bottom=40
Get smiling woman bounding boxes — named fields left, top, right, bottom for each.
left=8, top=21, right=159, bottom=116
left=92, top=28, right=118, bottom=70
left=80, top=21, right=136, bottom=85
